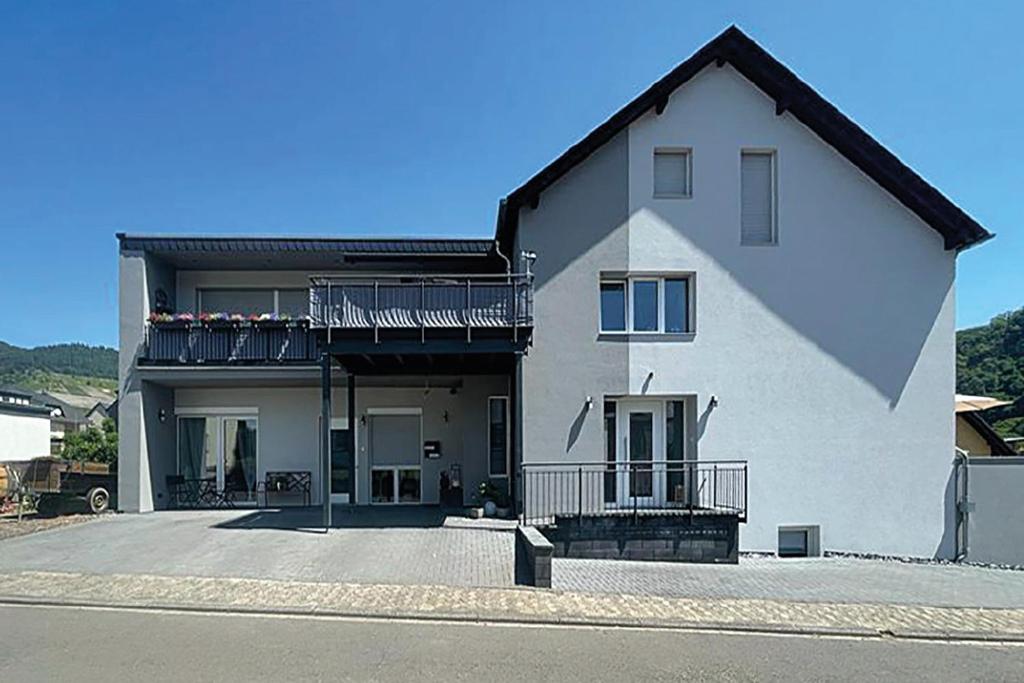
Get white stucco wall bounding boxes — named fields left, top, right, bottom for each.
left=0, top=412, right=51, bottom=461
left=171, top=377, right=507, bottom=508
left=519, top=64, right=957, bottom=558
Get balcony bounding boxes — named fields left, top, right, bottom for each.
left=141, top=319, right=318, bottom=365
left=309, top=273, right=533, bottom=339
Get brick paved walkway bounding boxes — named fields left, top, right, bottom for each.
left=2, top=570, right=1023, bottom=641
left=553, top=556, right=1024, bottom=609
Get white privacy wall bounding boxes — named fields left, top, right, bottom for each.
left=520, top=64, right=957, bottom=558
left=0, top=412, right=51, bottom=461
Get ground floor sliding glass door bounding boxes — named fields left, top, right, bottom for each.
left=177, top=412, right=259, bottom=503
left=366, top=409, right=422, bottom=505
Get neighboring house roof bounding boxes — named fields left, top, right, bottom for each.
left=955, top=394, right=1012, bottom=413
left=0, top=385, right=33, bottom=401
left=0, top=402, right=52, bottom=418
left=496, top=25, right=992, bottom=253
left=959, top=410, right=1016, bottom=456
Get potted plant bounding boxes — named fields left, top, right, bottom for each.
left=477, top=481, right=511, bottom=518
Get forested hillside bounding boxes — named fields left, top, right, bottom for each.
left=957, top=307, right=1024, bottom=438
left=0, top=341, right=117, bottom=391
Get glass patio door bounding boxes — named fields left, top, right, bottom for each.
left=616, top=401, right=665, bottom=507
left=178, top=415, right=258, bottom=503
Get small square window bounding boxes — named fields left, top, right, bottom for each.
left=600, top=282, right=626, bottom=332
left=654, top=149, right=692, bottom=198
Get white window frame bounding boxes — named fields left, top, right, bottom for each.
left=174, top=409, right=260, bottom=502
left=366, top=407, right=423, bottom=505
left=599, top=280, right=628, bottom=333
left=740, top=148, right=778, bottom=246
left=653, top=147, right=693, bottom=199
left=598, top=274, right=694, bottom=336
left=487, top=396, right=510, bottom=478
left=196, top=287, right=309, bottom=315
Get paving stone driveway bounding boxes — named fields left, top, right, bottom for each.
left=0, top=508, right=514, bottom=588
left=553, top=556, right=1024, bottom=608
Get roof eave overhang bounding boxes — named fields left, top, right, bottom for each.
left=496, top=26, right=993, bottom=254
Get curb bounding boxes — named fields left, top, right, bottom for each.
left=2, top=594, right=1022, bottom=644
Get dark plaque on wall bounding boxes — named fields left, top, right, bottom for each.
left=423, top=441, right=442, bottom=459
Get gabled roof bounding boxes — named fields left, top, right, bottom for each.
left=497, top=26, right=992, bottom=253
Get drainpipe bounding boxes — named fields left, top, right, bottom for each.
left=494, top=240, right=511, bottom=276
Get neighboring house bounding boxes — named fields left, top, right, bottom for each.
left=0, top=386, right=54, bottom=462
left=118, top=27, right=992, bottom=559
left=955, top=394, right=1015, bottom=456
left=33, top=390, right=116, bottom=453
left=1005, top=437, right=1024, bottom=455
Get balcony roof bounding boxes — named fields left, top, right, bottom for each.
left=117, top=234, right=501, bottom=271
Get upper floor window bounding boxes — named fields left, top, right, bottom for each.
left=600, top=276, right=692, bottom=334
left=653, top=148, right=692, bottom=198
left=197, top=287, right=309, bottom=316
left=741, top=150, right=777, bottom=245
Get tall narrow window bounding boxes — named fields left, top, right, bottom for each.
left=664, top=279, right=689, bottom=333
left=741, top=151, right=776, bottom=245
left=600, top=282, right=626, bottom=332
left=603, top=400, right=617, bottom=504
left=632, top=280, right=658, bottom=332
left=654, top=149, right=692, bottom=198
left=488, top=397, right=509, bottom=477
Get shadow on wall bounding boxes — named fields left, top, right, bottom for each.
left=630, top=205, right=950, bottom=409
left=935, top=463, right=959, bottom=560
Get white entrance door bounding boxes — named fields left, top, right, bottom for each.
left=367, top=410, right=422, bottom=504
left=616, top=400, right=665, bottom=507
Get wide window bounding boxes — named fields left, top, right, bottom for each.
left=177, top=414, right=258, bottom=503
left=488, top=396, right=509, bottom=477
left=599, top=276, right=693, bottom=335
left=741, top=150, right=777, bottom=245
left=197, top=287, right=310, bottom=317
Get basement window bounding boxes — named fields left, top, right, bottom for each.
left=778, top=525, right=820, bottom=558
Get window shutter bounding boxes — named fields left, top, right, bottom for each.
left=741, top=152, right=775, bottom=244
left=654, top=150, right=690, bottom=197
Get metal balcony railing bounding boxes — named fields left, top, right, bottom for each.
left=520, top=460, right=748, bottom=526
left=143, top=320, right=318, bottom=365
left=308, top=273, right=533, bottom=333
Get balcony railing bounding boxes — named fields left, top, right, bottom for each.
left=520, top=460, right=748, bottom=526
left=309, top=273, right=533, bottom=333
left=142, top=320, right=318, bottom=365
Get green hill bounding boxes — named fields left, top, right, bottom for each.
left=0, top=341, right=118, bottom=393
left=957, top=306, right=1024, bottom=438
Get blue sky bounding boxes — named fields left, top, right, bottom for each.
left=0, top=1, right=1020, bottom=349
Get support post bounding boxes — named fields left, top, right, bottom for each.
left=509, top=356, right=519, bottom=513
left=347, top=372, right=356, bottom=504
left=320, top=352, right=332, bottom=530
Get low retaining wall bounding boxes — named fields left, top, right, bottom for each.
left=540, top=512, right=739, bottom=564
left=515, top=525, right=554, bottom=587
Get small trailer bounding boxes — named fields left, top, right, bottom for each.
left=19, top=457, right=116, bottom=515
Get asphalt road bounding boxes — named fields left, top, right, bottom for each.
left=0, top=604, right=1021, bottom=682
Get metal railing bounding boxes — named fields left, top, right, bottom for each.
left=308, top=273, right=534, bottom=335
left=520, top=460, right=747, bottom=526
left=143, top=321, right=318, bottom=364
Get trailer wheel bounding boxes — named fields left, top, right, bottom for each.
left=87, top=487, right=110, bottom=514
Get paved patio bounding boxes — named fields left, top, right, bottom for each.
left=0, top=507, right=515, bottom=588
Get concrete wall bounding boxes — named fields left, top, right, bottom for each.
left=965, top=457, right=1024, bottom=566
left=517, top=64, right=957, bottom=559
left=170, top=376, right=507, bottom=508
left=0, top=412, right=51, bottom=461
left=118, top=250, right=177, bottom=512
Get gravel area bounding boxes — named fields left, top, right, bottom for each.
left=0, top=514, right=102, bottom=542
